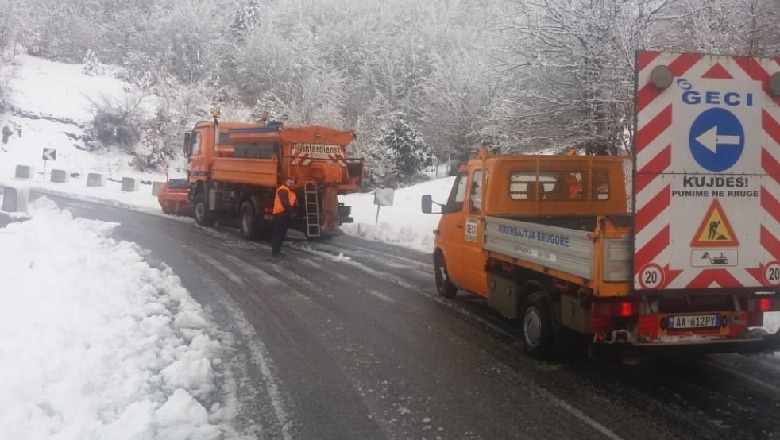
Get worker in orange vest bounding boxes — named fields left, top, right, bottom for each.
left=271, top=177, right=298, bottom=257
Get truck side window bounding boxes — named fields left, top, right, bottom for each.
left=510, top=171, right=537, bottom=200
left=470, top=170, right=482, bottom=214
left=546, top=172, right=581, bottom=200
left=593, top=171, right=610, bottom=200
left=445, top=172, right=468, bottom=213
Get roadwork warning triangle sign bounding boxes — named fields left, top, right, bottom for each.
left=690, top=199, right=739, bottom=247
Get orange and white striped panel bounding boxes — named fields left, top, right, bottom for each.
left=634, top=52, right=780, bottom=291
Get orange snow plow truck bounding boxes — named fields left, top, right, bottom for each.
left=423, top=51, right=780, bottom=358
left=182, top=110, right=363, bottom=239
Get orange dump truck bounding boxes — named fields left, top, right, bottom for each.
left=183, top=111, right=363, bottom=239
left=422, top=51, right=780, bottom=358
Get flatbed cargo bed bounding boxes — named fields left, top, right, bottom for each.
left=483, top=216, right=632, bottom=295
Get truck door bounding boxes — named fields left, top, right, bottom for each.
left=438, top=169, right=488, bottom=297
left=189, top=129, right=207, bottom=179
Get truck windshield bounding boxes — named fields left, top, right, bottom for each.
left=445, top=172, right=468, bottom=213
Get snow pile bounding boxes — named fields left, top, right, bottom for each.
left=0, top=198, right=230, bottom=439
left=340, top=177, right=454, bottom=252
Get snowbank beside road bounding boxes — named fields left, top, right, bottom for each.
left=0, top=198, right=234, bottom=439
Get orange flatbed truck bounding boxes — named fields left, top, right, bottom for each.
left=183, top=110, right=363, bottom=239
left=423, top=51, right=780, bottom=358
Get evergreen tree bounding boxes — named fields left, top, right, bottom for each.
left=82, top=49, right=102, bottom=76
left=378, top=113, right=430, bottom=184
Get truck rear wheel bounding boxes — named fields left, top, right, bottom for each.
left=193, top=194, right=216, bottom=226
left=240, top=201, right=259, bottom=240
left=521, top=292, right=554, bottom=358
left=434, top=253, right=458, bottom=299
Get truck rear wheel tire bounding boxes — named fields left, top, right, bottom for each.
left=194, top=194, right=216, bottom=226
left=240, top=201, right=258, bottom=240
left=434, top=253, right=458, bottom=299
left=521, top=292, right=554, bottom=358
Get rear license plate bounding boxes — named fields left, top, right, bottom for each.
left=667, top=314, right=721, bottom=330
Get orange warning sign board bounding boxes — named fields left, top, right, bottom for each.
left=690, top=199, right=739, bottom=247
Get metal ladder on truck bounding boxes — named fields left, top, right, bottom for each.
left=303, top=181, right=321, bottom=238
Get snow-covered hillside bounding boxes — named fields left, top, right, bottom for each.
left=2, top=56, right=157, bottom=181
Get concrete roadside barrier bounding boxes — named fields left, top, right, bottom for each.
left=51, top=169, right=69, bottom=183
left=121, top=177, right=137, bottom=192
left=1, top=185, right=29, bottom=212
left=87, top=173, right=104, bottom=187
left=152, top=181, right=164, bottom=196
left=14, top=164, right=33, bottom=180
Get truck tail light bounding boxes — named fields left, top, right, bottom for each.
left=748, top=296, right=780, bottom=312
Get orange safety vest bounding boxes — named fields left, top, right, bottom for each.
left=272, top=184, right=297, bottom=214
left=565, top=174, right=580, bottom=199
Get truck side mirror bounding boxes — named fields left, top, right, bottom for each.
left=183, top=132, right=193, bottom=157
left=422, top=195, right=433, bottom=214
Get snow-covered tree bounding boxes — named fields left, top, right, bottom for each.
left=499, top=0, right=681, bottom=154
left=420, top=48, right=505, bottom=160
left=0, top=0, right=23, bottom=57
left=230, top=0, right=260, bottom=43
left=81, top=49, right=102, bottom=76
left=377, top=113, right=431, bottom=184
left=658, top=0, right=780, bottom=56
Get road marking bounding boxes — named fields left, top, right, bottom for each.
left=535, top=387, right=626, bottom=440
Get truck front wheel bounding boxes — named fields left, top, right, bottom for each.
left=193, top=194, right=216, bottom=226
left=240, top=201, right=258, bottom=240
left=521, top=292, right=554, bottom=358
left=434, top=253, right=458, bottom=299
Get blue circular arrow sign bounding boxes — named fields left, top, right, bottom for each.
left=689, top=108, right=744, bottom=172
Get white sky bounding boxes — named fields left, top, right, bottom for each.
left=1, top=54, right=779, bottom=438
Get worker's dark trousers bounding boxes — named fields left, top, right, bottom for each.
left=271, top=213, right=290, bottom=256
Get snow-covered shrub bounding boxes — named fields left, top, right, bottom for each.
left=87, top=94, right=144, bottom=152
